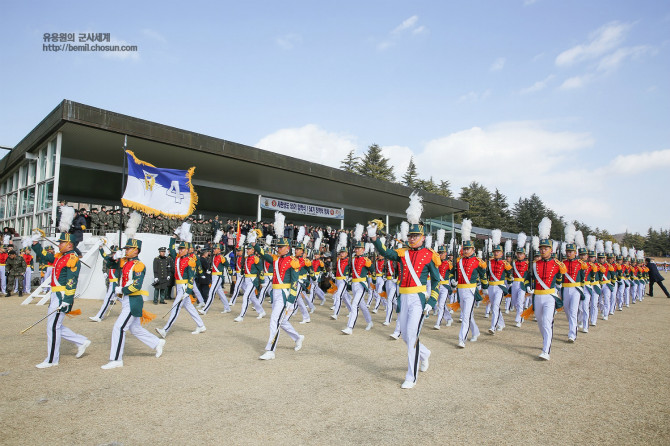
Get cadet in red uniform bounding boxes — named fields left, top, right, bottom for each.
left=331, top=247, right=352, bottom=320
left=308, top=252, right=326, bottom=306
left=22, top=248, right=34, bottom=293
left=90, top=243, right=121, bottom=322
left=486, top=243, right=512, bottom=335
left=383, top=257, right=399, bottom=327
left=234, top=242, right=265, bottom=322
left=578, top=246, right=594, bottom=333
left=253, top=234, right=304, bottom=360
left=0, top=245, right=8, bottom=294
left=433, top=245, right=454, bottom=329
left=526, top=234, right=566, bottom=361
left=156, top=239, right=206, bottom=338
left=371, top=253, right=386, bottom=313
left=32, top=233, right=91, bottom=368
left=101, top=239, right=165, bottom=369
left=199, top=242, right=232, bottom=315
left=342, top=240, right=373, bottom=335
left=370, top=221, right=441, bottom=389
left=229, top=246, right=244, bottom=306
left=511, top=238, right=530, bottom=328
left=561, top=243, right=586, bottom=342
left=455, top=231, right=487, bottom=348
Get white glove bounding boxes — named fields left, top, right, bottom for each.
left=424, top=304, right=433, bottom=314
left=59, top=301, right=69, bottom=309
left=113, top=250, right=124, bottom=260
left=450, top=279, right=457, bottom=288
left=366, top=224, right=377, bottom=238
left=115, top=286, right=122, bottom=296
left=30, top=232, right=41, bottom=244
left=525, top=286, right=532, bottom=294
left=97, top=238, right=104, bottom=247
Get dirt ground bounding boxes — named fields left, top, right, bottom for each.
left=1, top=275, right=669, bottom=446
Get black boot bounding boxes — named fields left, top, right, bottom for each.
left=5, top=291, right=10, bottom=297
left=18, top=290, right=23, bottom=297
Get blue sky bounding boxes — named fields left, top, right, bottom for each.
left=1, top=0, right=669, bottom=234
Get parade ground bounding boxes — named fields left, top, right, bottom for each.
left=1, top=279, right=669, bottom=445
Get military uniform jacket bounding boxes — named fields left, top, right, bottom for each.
left=6, top=255, right=27, bottom=276
left=38, top=243, right=80, bottom=312
left=350, top=255, right=372, bottom=290
left=454, top=255, right=487, bottom=297
left=120, top=257, right=147, bottom=317
left=372, top=238, right=440, bottom=309
left=254, top=244, right=300, bottom=303
left=334, top=257, right=350, bottom=280
left=153, top=255, right=172, bottom=289
left=0, top=252, right=8, bottom=267
left=99, top=247, right=121, bottom=284
left=23, top=253, right=34, bottom=268
left=488, top=258, right=513, bottom=294
left=526, top=258, right=567, bottom=308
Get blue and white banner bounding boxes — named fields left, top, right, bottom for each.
left=121, top=150, right=198, bottom=218
left=260, top=196, right=344, bottom=220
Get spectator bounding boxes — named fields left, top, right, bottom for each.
left=646, top=257, right=670, bottom=298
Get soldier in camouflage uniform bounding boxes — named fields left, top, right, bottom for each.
left=98, top=207, right=109, bottom=235
left=5, top=249, right=27, bottom=296
left=90, top=208, right=100, bottom=235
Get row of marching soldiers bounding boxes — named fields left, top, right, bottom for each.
left=25, top=202, right=651, bottom=391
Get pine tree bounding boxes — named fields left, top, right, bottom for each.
left=339, top=150, right=360, bottom=174
left=437, top=180, right=453, bottom=198
left=357, top=144, right=396, bottom=182
left=511, top=194, right=546, bottom=235
left=457, top=182, right=493, bottom=227
left=402, top=157, right=418, bottom=188
left=489, top=188, right=511, bottom=230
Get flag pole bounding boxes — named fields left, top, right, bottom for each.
left=119, top=135, right=127, bottom=248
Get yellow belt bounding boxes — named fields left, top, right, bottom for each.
left=245, top=274, right=256, bottom=278
left=108, top=278, right=118, bottom=282
left=601, top=279, right=611, bottom=284
left=299, top=274, right=308, bottom=280
left=175, top=279, right=187, bottom=284
left=399, top=286, right=426, bottom=294
left=272, top=284, right=290, bottom=289
left=129, top=290, right=149, bottom=296
left=534, top=288, right=557, bottom=295
left=0, top=264, right=5, bottom=267
left=335, top=276, right=345, bottom=280
left=584, top=281, right=592, bottom=285
left=386, top=276, right=395, bottom=280
left=439, top=280, right=449, bottom=285
left=457, top=284, right=477, bottom=289
left=563, top=282, right=582, bottom=287
left=489, top=280, right=504, bottom=286
left=266, top=273, right=273, bottom=277
left=513, top=278, right=524, bottom=282
left=352, top=278, right=366, bottom=283
left=51, top=286, right=66, bottom=292
left=212, top=272, right=222, bottom=275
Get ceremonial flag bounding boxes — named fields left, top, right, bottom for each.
left=121, top=150, right=198, bottom=218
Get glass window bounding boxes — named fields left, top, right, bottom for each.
left=0, top=196, right=5, bottom=219
left=38, top=181, right=53, bottom=211
left=0, top=182, right=4, bottom=195
left=25, top=216, right=32, bottom=235
left=39, top=147, right=47, bottom=181
left=28, top=161, right=36, bottom=185
left=19, top=187, right=35, bottom=215
left=19, top=165, right=27, bottom=188
left=17, top=218, right=24, bottom=235
left=7, top=193, right=17, bottom=217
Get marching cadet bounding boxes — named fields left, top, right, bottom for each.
left=101, top=238, right=165, bottom=369
left=369, top=195, right=441, bottom=389
left=486, top=234, right=512, bottom=335
left=251, top=214, right=305, bottom=361
left=258, top=248, right=274, bottom=307
left=596, top=243, right=613, bottom=321
left=382, top=253, right=398, bottom=328
left=341, top=237, right=374, bottom=335
left=331, top=240, right=352, bottom=320
left=199, top=242, right=232, bottom=315
left=433, top=245, right=454, bottom=329
left=308, top=251, right=327, bottom=306
left=577, top=244, right=594, bottom=333
left=561, top=240, right=587, bottom=342
left=32, top=231, right=91, bottom=368
left=22, top=247, right=34, bottom=293
left=524, top=218, right=566, bottom=361
left=453, top=219, right=487, bottom=348
left=90, top=243, right=121, bottom=322
left=156, top=238, right=207, bottom=338
left=371, top=253, right=386, bottom=313
left=233, top=240, right=265, bottom=322
left=0, top=245, right=8, bottom=294
left=511, top=233, right=530, bottom=327
left=229, top=246, right=245, bottom=306
left=293, top=239, right=315, bottom=324
left=5, top=249, right=27, bottom=297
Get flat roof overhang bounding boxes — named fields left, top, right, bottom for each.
left=2, top=100, right=468, bottom=226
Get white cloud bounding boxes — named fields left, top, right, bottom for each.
left=458, top=89, right=491, bottom=103
left=380, top=145, right=414, bottom=179
left=255, top=124, right=357, bottom=167
left=602, top=149, right=670, bottom=175
left=555, top=21, right=632, bottom=67
left=597, top=45, right=651, bottom=72
left=559, top=74, right=593, bottom=90
left=490, top=57, right=506, bottom=72
left=392, top=16, right=419, bottom=34
left=519, top=74, right=554, bottom=94
left=275, top=33, right=302, bottom=50
left=378, top=15, right=426, bottom=50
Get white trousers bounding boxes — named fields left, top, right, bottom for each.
left=562, top=287, right=581, bottom=339
left=347, top=282, right=372, bottom=329
left=534, top=294, right=555, bottom=355
left=373, top=277, right=386, bottom=310
left=163, top=284, right=205, bottom=333
left=511, top=281, right=525, bottom=323
left=95, top=282, right=117, bottom=319
left=202, top=275, right=230, bottom=313
left=435, top=285, right=453, bottom=326
left=397, top=293, right=430, bottom=384
left=238, top=277, right=263, bottom=318
left=109, top=296, right=160, bottom=361
left=488, top=286, right=505, bottom=331
left=192, top=280, right=204, bottom=305
left=24, top=267, right=32, bottom=291
left=309, top=276, right=326, bottom=304
left=259, top=276, right=272, bottom=305
left=332, top=279, right=352, bottom=316
left=580, top=287, right=592, bottom=329
left=44, top=292, right=88, bottom=365
left=384, top=280, right=398, bottom=325
left=601, top=286, right=611, bottom=318
left=230, top=273, right=243, bottom=305
left=458, top=288, right=480, bottom=342
left=589, top=287, right=599, bottom=325
left=265, top=289, right=300, bottom=352
left=0, top=265, right=5, bottom=293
